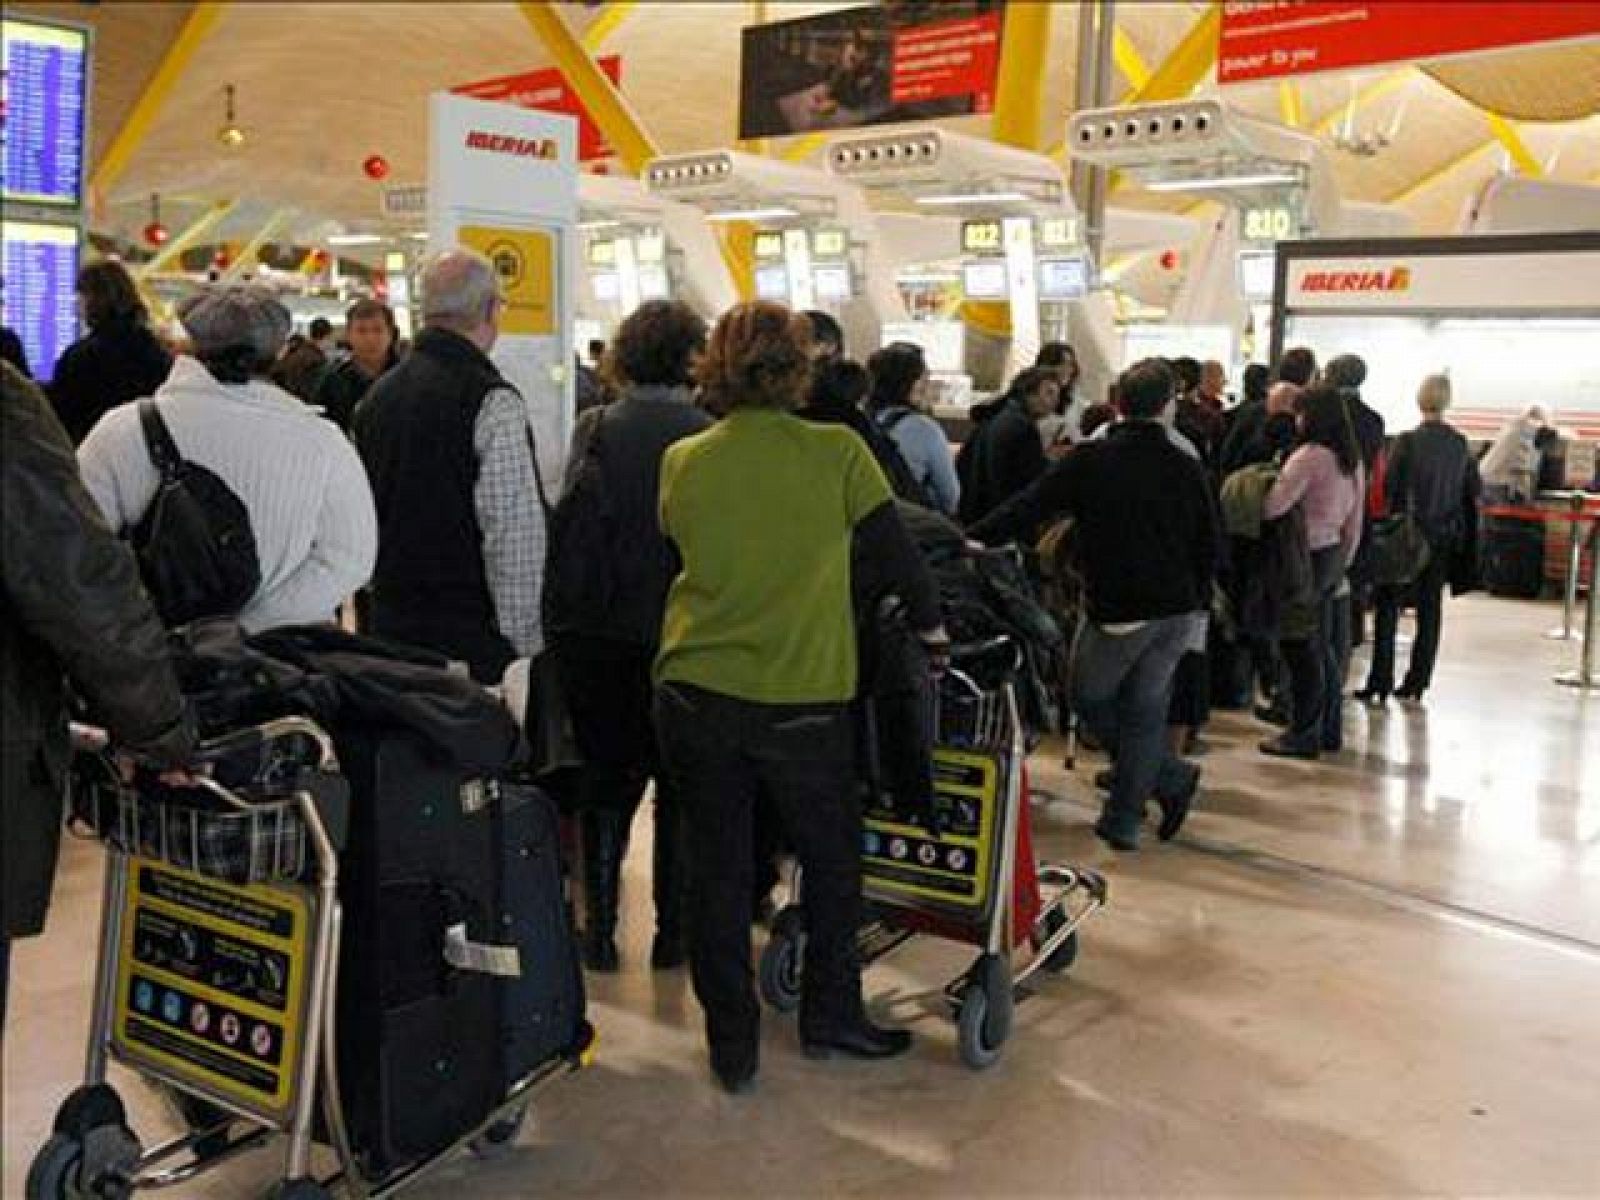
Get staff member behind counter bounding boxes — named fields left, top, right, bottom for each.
left=653, top=301, right=949, bottom=1096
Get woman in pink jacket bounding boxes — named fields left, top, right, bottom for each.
left=1259, top=385, right=1365, bottom=760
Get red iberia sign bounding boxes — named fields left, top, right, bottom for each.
left=464, top=131, right=560, bottom=160
left=453, top=56, right=622, bottom=161
left=1299, top=266, right=1410, bottom=294
left=1218, top=2, right=1600, bottom=84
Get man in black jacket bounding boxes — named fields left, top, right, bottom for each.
left=955, top=366, right=1057, bottom=526
left=316, top=299, right=400, bottom=431
left=2, top=361, right=196, bottom=1023
left=354, top=250, right=546, bottom=683
left=972, top=359, right=1218, bottom=851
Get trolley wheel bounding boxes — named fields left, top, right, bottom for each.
left=468, top=1106, right=530, bottom=1161
left=955, top=953, right=1013, bottom=1071
left=28, top=1085, right=140, bottom=1200
left=1035, top=907, right=1080, bottom=974
left=264, top=1179, right=334, bottom=1200
left=758, top=927, right=804, bottom=1014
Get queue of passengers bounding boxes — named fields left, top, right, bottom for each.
left=3, top=249, right=1487, bottom=1094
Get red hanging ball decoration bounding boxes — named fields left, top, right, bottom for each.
left=143, top=221, right=169, bottom=246
left=1159, top=249, right=1180, bottom=271
left=213, top=249, right=231, bottom=269
left=362, top=154, right=390, bottom=181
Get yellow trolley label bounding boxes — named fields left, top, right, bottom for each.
left=862, top=748, right=1002, bottom=915
left=111, top=861, right=312, bottom=1122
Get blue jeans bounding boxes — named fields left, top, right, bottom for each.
left=1072, top=615, right=1197, bottom=839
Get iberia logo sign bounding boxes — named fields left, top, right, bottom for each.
left=464, top=130, right=560, bottom=160
left=1299, top=266, right=1411, bottom=293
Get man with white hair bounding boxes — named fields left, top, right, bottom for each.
left=78, top=284, right=376, bottom=631
left=353, top=248, right=546, bottom=682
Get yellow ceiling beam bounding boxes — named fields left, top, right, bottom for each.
left=516, top=2, right=658, bottom=176
left=1277, top=80, right=1304, bottom=129
left=1123, top=3, right=1221, bottom=106
left=136, top=198, right=239, bottom=276
left=580, top=1, right=636, bottom=52
left=1484, top=112, right=1543, bottom=178
left=991, top=0, right=1054, bottom=151
left=220, top=208, right=292, bottom=281
left=91, top=2, right=230, bottom=201
left=779, top=133, right=829, bottom=163
left=1112, top=27, right=1152, bottom=93
left=1311, top=69, right=1415, bottom=135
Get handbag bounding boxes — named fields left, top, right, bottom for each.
left=1368, top=507, right=1431, bottom=588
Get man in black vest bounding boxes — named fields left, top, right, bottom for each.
left=354, top=249, right=546, bottom=683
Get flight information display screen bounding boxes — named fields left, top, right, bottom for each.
left=2, top=19, right=90, bottom=207
left=2, top=220, right=82, bottom=382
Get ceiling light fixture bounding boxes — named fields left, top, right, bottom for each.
left=217, top=83, right=246, bottom=148
left=704, top=205, right=799, bottom=222
left=327, top=233, right=384, bottom=246
left=914, top=191, right=1031, bottom=207
left=1144, top=172, right=1300, bottom=193
left=577, top=219, right=624, bottom=231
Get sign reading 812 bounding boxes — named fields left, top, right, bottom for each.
left=961, top=220, right=1003, bottom=255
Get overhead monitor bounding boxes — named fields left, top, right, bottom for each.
left=1038, top=256, right=1089, bottom=300
left=755, top=264, right=789, bottom=302
left=1, top=219, right=82, bottom=382
left=2, top=18, right=90, bottom=207
left=591, top=270, right=621, bottom=302
left=962, top=260, right=1008, bottom=300
left=813, top=263, right=851, bottom=301
left=1239, top=249, right=1276, bottom=300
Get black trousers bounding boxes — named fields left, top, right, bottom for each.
left=655, top=683, right=863, bottom=1066
left=1368, top=549, right=1452, bottom=694
left=1280, top=547, right=1343, bottom=744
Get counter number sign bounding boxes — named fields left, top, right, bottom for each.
left=811, top=228, right=848, bottom=259
left=1243, top=203, right=1297, bottom=244
left=587, top=239, right=616, bottom=267
left=961, top=219, right=1003, bottom=255
left=1038, top=217, right=1078, bottom=249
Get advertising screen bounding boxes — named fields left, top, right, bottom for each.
left=637, top=265, right=669, bottom=301
left=1038, top=257, right=1089, bottom=301
left=2, top=220, right=82, bottom=381
left=591, top=271, right=620, bottom=302
left=739, top=2, right=1001, bottom=140
left=755, top=264, right=790, bottom=302
left=813, top=263, right=851, bottom=301
left=962, top=260, right=1007, bottom=300
left=2, top=18, right=89, bottom=206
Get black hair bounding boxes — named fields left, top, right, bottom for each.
left=808, top=358, right=869, bottom=411
left=346, top=298, right=398, bottom=336
left=1005, top=366, right=1059, bottom=407
left=1, top=327, right=33, bottom=378
left=1323, top=353, right=1367, bottom=390
left=76, top=260, right=148, bottom=330
left=1296, top=384, right=1360, bottom=475
left=1171, top=356, right=1202, bottom=393
left=587, top=338, right=607, bottom=360
left=611, top=299, right=707, bottom=388
left=866, top=341, right=927, bottom=413
left=308, top=317, right=333, bottom=340
left=803, top=310, right=844, bottom=355
left=1035, top=342, right=1076, bottom=369
left=1118, top=358, right=1176, bottom=421
left=1274, top=345, right=1317, bottom=387
left=1243, top=362, right=1270, bottom=407
left=1079, top=402, right=1117, bottom=439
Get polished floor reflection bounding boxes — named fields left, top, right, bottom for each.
left=5, top=594, right=1597, bottom=1197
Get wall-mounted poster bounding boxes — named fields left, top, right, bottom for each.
left=739, top=2, right=1002, bottom=141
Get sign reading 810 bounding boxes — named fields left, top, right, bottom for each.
left=1243, top=204, right=1297, bottom=243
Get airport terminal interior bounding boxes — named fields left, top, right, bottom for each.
left=2, top=3, right=1598, bottom=1198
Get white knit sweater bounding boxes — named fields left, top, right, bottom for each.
left=79, top=356, right=377, bottom=632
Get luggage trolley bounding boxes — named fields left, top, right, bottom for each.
left=26, top=718, right=593, bottom=1200
left=759, top=637, right=1108, bottom=1069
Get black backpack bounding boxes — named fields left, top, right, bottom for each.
left=542, top=413, right=618, bottom=636
left=129, top=400, right=261, bottom=626
left=871, top=408, right=936, bottom=509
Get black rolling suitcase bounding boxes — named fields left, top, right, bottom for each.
left=334, top=733, right=585, bottom=1178
left=1481, top=514, right=1545, bottom=599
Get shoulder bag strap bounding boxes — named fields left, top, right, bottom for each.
left=137, top=399, right=183, bottom=483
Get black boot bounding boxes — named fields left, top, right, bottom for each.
left=650, top=799, right=688, bottom=970
left=580, top=809, right=627, bottom=972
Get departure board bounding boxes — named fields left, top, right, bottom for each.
left=2, top=221, right=82, bottom=382
left=2, top=19, right=90, bottom=206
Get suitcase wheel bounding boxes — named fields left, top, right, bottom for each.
left=468, top=1106, right=530, bottom=1161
